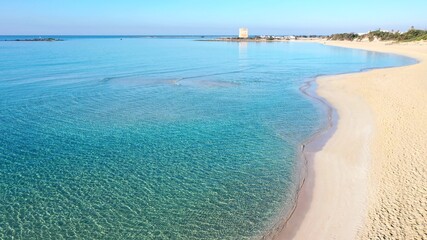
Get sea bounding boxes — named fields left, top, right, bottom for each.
left=0, top=36, right=415, bottom=239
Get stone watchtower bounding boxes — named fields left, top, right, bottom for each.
left=239, top=28, right=249, bottom=39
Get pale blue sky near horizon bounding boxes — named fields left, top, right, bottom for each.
left=1, top=0, right=426, bottom=35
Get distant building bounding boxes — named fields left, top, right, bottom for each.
left=239, top=28, right=249, bottom=38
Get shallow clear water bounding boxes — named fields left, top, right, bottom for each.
left=0, top=36, right=415, bottom=239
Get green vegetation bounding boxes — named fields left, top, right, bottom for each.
left=398, top=29, right=427, bottom=41
left=328, top=33, right=359, bottom=41
left=328, top=28, right=427, bottom=42
left=364, top=30, right=399, bottom=41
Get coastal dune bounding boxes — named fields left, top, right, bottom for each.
left=279, top=41, right=427, bottom=239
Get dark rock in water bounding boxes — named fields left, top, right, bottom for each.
left=5, top=38, right=63, bottom=42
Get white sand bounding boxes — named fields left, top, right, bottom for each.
left=278, top=41, right=427, bottom=239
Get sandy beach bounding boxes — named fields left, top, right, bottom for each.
left=278, top=41, right=427, bottom=239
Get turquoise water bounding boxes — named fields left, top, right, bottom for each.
left=0, top=37, right=415, bottom=239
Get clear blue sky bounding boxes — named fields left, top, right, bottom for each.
left=1, top=0, right=426, bottom=35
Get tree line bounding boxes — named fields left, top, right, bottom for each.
left=328, top=28, right=427, bottom=42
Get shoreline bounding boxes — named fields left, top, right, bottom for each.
left=261, top=43, right=408, bottom=239
left=276, top=41, right=427, bottom=239
left=197, top=39, right=290, bottom=42
left=261, top=78, right=338, bottom=239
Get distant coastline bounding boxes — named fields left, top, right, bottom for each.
left=198, top=28, right=427, bottom=43
left=4, top=38, right=63, bottom=42
left=198, top=35, right=325, bottom=42
left=198, top=38, right=289, bottom=42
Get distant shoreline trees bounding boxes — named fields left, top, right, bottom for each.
left=328, top=28, right=427, bottom=42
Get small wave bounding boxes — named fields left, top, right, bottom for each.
left=101, top=73, right=242, bottom=88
